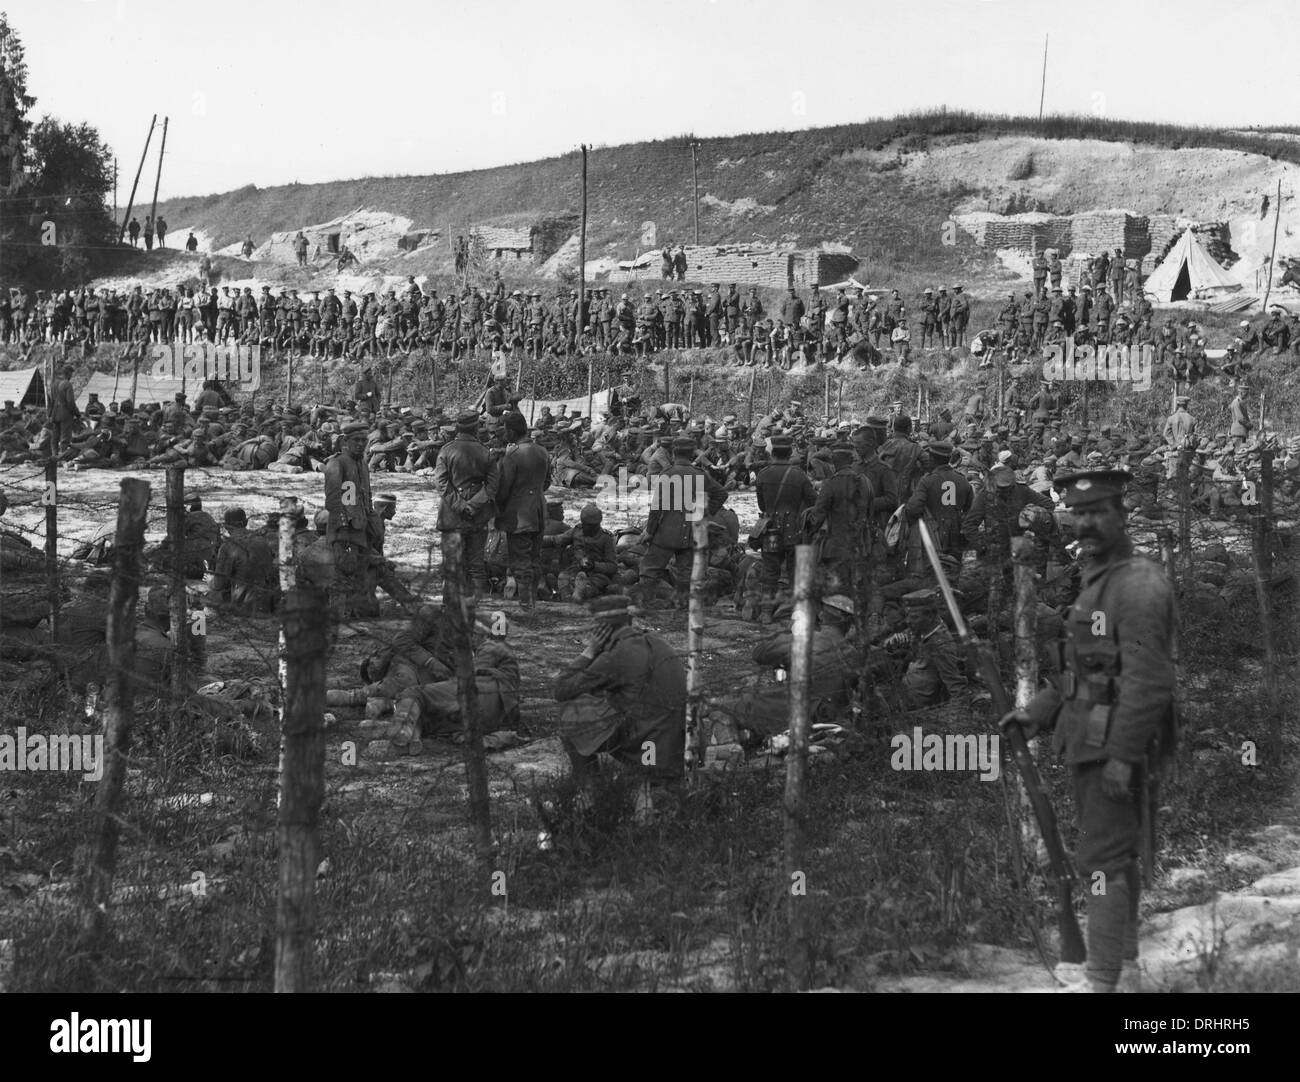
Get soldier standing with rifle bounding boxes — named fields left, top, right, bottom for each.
left=1000, top=469, right=1178, bottom=993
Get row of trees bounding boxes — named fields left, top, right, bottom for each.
left=1, top=12, right=116, bottom=286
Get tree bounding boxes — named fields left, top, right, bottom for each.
left=0, top=16, right=116, bottom=285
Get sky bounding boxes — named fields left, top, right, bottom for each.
left=4, top=0, right=1298, bottom=201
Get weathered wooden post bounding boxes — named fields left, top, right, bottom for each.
left=686, top=518, right=708, bottom=771
left=784, top=544, right=816, bottom=990
left=165, top=467, right=188, bottom=698
left=274, top=572, right=328, bottom=993
left=44, top=458, right=59, bottom=645
left=1011, top=536, right=1040, bottom=854
left=443, top=532, right=493, bottom=865
left=81, top=478, right=150, bottom=941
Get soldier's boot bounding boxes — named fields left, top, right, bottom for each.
left=503, top=575, right=518, bottom=600
left=758, top=594, right=776, bottom=626
left=520, top=575, right=536, bottom=612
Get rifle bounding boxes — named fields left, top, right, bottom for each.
left=915, top=518, right=1086, bottom=967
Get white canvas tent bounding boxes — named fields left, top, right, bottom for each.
left=517, top=388, right=613, bottom=423
left=0, top=366, right=44, bottom=408
left=77, top=370, right=184, bottom=410
left=1144, top=229, right=1239, bottom=302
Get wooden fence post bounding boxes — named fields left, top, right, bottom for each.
left=81, top=478, right=151, bottom=941
left=165, top=468, right=189, bottom=698
left=274, top=581, right=328, bottom=992
left=686, top=518, right=708, bottom=770
left=784, top=545, right=816, bottom=990
left=443, top=532, right=493, bottom=865
left=1011, top=536, right=1040, bottom=854
left=44, top=458, right=59, bottom=645
left=1176, top=450, right=1192, bottom=581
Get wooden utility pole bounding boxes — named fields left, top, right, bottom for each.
left=81, top=478, right=151, bottom=941
left=274, top=568, right=328, bottom=993
left=1261, top=179, right=1283, bottom=313
left=579, top=144, right=588, bottom=358
left=148, top=116, right=168, bottom=246
left=118, top=114, right=155, bottom=244
left=44, top=458, right=59, bottom=645
left=443, top=533, right=493, bottom=865
left=165, top=468, right=188, bottom=698
left=1038, top=35, right=1049, bottom=121
left=784, top=545, right=816, bottom=990
left=690, top=141, right=701, bottom=245
left=686, top=518, right=708, bottom=771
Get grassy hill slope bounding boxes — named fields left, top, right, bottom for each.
left=152, top=111, right=1300, bottom=281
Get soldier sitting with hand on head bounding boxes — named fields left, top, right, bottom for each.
left=554, top=595, right=687, bottom=791
left=544, top=502, right=620, bottom=602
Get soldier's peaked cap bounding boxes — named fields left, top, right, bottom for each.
left=903, top=588, right=938, bottom=607
left=821, top=594, right=855, bottom=615
left=671, top=436, right=697, bottom=453
left=456, top=410, right=479, bottom=431
left=1053, top=468, right=1132, bottom=508
left=590, top=595, right=633, bottom=621
left=770, top=434, right=794, bottom=450
left=927, top=441, right=953, bottom=459
left=342, top=421, right=369, bottom=435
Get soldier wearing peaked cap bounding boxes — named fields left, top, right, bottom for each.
left=1001, top=469, right=1178, bottom=993
left=323, top=418, right=380, bottom=618
left=433, top=410, right=500, bottom=596
left=553, top=595, right=687, bottom=786
left=638, top=436, right=728, bottom=607
left=744, top=433, right=816, bottom=624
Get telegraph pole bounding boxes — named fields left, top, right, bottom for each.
left=1038, top=35, right=1049, bottom=121
left=579, top=144, right=588, bottom=380
left=148, top=116, right=168, bottom=243
left=691, top=141, right=700, bottom=245
left=118, top=114, right=156, bottom=244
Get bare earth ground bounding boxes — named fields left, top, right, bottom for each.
left=1, top=462, right=1298, bottom=992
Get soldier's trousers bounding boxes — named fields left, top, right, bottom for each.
left=759, top=546, right=794, bottom=600
left=639, top=543, right=692, bottom=596
left=505, top=530, right=542, bottom=604
left=1072, top=761, right=1142, bottom=988
left=442, top=529, right=488, bottom=594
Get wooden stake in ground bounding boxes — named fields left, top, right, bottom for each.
left=274, top=577, right=328, bottom=993
left=44, top=458, right=59, bottom=645
left=784, top=545, right=816, bottom=990
left=443, top=533, right=493, bottom=865
left=663, top=354, right=671, bottom=404
left=824, top=370, right=831, bottom=420
left=745, top=363, right=758, bottom=429
left=1176, top=450, right=1192, bottom=581
left=165, top=468, right=188, bottom=698
left=1261, top=179, right=1283, bottom=313
left=1011, top=536, right=1041, bottom=855
left=1250, top=447, right=1282, bottom=760
left=836, top=375, right=843, bottom=424
left=81, top=478, right=151, bottom=941
left=687, top=371, right=695, bottom=416
left=686, top=518, right=708, bottom=771
left=586, top=354, right=594, bottom=421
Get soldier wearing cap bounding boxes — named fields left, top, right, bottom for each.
left=1162, top=395, right=1195, bottom=454
left=321, top=420, right=379, bottom=616
left=545, top=502, right=619, bottom=601
left=888, top=588, right=967, bottom=708
left=746, top=433, right=816, bottom=623
left=553, top=595, right=687, bottom=786
left=716, top=593, right=861, bottom=742
left=963, top=463, right=1054, bottom=569
left=806, top=441, right=873, bottom=595
left=208, top=508, right=278, bottom=614
left=495, top=412, right=550, bottom=611
left=434, top=410, right=500, bottom=596
left=638, top=435, right=727, bottom=606
left=1001, top=469, right=1177, bottom=993
left=905, top=440, right=972, bottom=564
